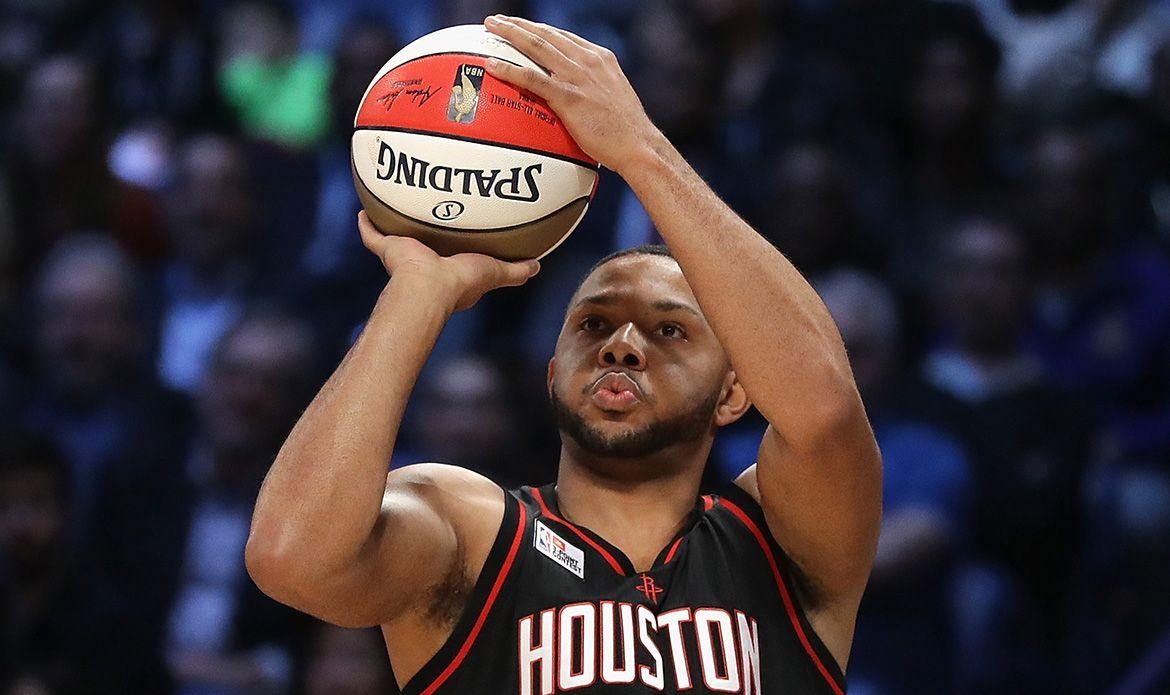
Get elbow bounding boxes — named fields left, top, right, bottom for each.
left=245, top=537, right=376, bottom=629
left=245, top=528, right=321, bottom=606
left=245, top=533, right=294, bottom=600
left=794, top=380, right=871, bottom=452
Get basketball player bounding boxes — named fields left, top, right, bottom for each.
left=246, top=16, right=881, bottom=695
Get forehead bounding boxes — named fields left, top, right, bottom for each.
left=572, top=255, right=698, bottom=308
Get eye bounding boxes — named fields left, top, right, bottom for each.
left=580, top=316, right=607, bottom=332
left=657, top=323, right=686, bottom=340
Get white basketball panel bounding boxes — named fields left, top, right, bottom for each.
left=352, top=129, right=596, bottom=231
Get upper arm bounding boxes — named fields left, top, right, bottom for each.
left=273, top=463, right=505, bottom=628
left=735, top=403, right=882, bottom=611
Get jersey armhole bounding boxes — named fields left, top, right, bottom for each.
left=716, top=483, right=849, bottom=694
left=398, top=487, right=528, bottom=695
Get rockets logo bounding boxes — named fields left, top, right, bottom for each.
left=636, top=574, right=664, bottom=604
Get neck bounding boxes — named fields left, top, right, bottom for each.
left=554, top=443, right=708, bottom=571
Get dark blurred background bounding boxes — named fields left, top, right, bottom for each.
left=1, top=0, right=1169, bottom=693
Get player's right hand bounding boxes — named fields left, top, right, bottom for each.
left=358, top=211, right=540, bottom=312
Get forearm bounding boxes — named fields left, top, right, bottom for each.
left=248, top=274, right=454, bottom=578
left=621, top=134, right=857, bottom=443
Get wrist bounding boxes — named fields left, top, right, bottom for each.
left=614, top=128, right=672, bottom=183
left=380, top=270, right=460, bottom=316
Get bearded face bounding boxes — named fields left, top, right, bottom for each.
left=548, top=254, right=739, bottom=468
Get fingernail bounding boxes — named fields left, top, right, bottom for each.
left=528, top=260, right=541, bottom=276
left=485, top=15, right=498, bottom=25
left=484, top=58, right=501, bottom=70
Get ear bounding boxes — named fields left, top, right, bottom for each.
left=714, top=370, right=751, bottom=427
left=546, top=357, right=557, bottom=397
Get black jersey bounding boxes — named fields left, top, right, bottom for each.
left=395, top=483, right=847, bottom=695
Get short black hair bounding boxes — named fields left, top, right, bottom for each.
left=570, top=244, right=677, bottom=301
left=585, top=243, right=674, bottom=279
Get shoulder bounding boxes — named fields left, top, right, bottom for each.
left=389, top=461, right=503, bottom=493
left=384, top=463, right=509, bottom=551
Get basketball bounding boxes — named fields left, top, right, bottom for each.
left=351, top=25, right=600, bottom=261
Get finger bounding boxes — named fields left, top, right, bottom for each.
left=497, top=16, right=594, bottom=59
left=548, top=25, right=604, bottom=54
left=357, top=210, right=384, bottom=252
left=483, top=58, right=557, bottom=97
left=357, top=211, right=430, bottom=260
left=463, top=254, right=539, bottom=289
left=485, top=15, right=577, bottom=76
left=495, top=258, right=542, bottom=287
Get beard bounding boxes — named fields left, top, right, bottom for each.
left=550, top=384, right=722, bottom=459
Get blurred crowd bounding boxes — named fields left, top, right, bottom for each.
left=1, top=0, right=1169, bottom=693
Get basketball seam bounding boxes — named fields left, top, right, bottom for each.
left=379, top=50, right=525, bottom=75
left=352, top=152, right=592, bottom=235
left=354, top=124, right=599, bottom=170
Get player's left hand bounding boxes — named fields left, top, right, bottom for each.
left=483, top=15, right=661, bottom=175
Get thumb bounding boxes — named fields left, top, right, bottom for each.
left=496, top=259, right=541, bottom=287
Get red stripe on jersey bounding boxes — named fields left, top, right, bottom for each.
left=663, top=536, right=685, bottom=564
left=419, top=503, right=528, bottom=695
left=702, top=495, right=715, bottom=512
left=718, top=498, right=846, bottom=695
left=531, top=488, right=627, bottom=576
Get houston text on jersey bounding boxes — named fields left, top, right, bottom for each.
left=517, top=601, right=761, bottom=695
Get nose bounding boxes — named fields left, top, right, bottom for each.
left=598, top=322, right=645, bottom=370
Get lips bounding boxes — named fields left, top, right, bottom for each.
left=589, top=371, right=643, bottom=412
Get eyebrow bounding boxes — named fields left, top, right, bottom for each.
left=574, top=293, right=702, bottom=318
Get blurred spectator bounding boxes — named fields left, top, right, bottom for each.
left=614, top=0, right=724, bottom=249
left=217, top=0, right=331, bottom=150
left=0, top=170, right=15, bottom=335
left=917, top=213, right=1093, bottom=685
left=758, top=141, right=882, bottom=277
left=1091, top=467, right=1170, bottom=694
left=818, top=269, right=973, bottom=695
left=95, top=309, right=320, bottom=695
left=400, top=355, right=544, bottom=488
left=299, top=18, right=398, bottom=348
left=22, top=234, right=191, bottom=548
left=685, top=0, right=785, bottom=164
left=3, top=54, right=111, bottom=292
left=959, top=0, right=1170, bottom=118
left=97, top=0, right=223, bottom=129
left=885, top=2, right=1012, bottom=294
left=302, top=624, right=395, bottom=695
left=0, top=429, right=74, bottom=693
left=444, top=0, right=531, bottom=25
left=156, top=133, right=262, bottom=393
left=1024, top=126, right=1170, bottom=466
left=0, top=428, right=162, bottom=694
left=1144, top=40, right=1170, bottom=242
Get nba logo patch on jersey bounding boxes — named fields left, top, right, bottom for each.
left=447, top=64, right=483, bottom=124
left=534, top=520, right=585, bottom=579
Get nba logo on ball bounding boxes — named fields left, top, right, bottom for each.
left=447, top=64, right=483, bottom=123
left=351, top=25, right=600, bottom=261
